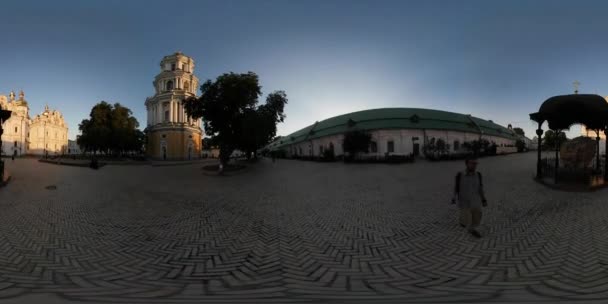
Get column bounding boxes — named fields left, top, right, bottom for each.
left=604, top=129, right=608, bottom=181
left=158, top=104, right=162, bottom=123
left=554, top=129, right=560, bottom=184
left=597, top=132, right=601, bottom=171
left=536, top=126, right=543, bottom=179
left=176, top=103, right=180, bottom=123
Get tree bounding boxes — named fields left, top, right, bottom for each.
left=515, top=139, right=526, bottom=152
left=77, top=101, right=143, bottom=156
left=543, top=130, right=567, bottom=149
left=202, top=136, right=218, bottom=150
left=342, top=130, right=372, bottom=160
left=462, top=139, right=483, bottom=156
left=513, top=127, right=525, bottom=136
left=436, top=138, right=446, bottom=156
left=183, top=72, right=287, bottom=166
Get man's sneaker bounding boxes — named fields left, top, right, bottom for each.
left=470, top=230, right=482, bottom=238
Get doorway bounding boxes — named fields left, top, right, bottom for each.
left=413, top=143, right=420, bottom=156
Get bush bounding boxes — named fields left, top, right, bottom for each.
left=321, top=149, right=335, bottom=162
left=385, top=154, right=415, bottom=164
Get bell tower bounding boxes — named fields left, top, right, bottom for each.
left=145, top=52, right=203, bottom=160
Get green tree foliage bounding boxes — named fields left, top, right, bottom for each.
left=183, top=72, right=287, bottom=165
left=435, top=138, right=446, bottom=155
left=542, top=130, right=567, bottom=149
left=513, top=127, right=525, bottom=136
left=516, top=139, right=526, bottom=152
left=77, top=101, right=144, bottom=156
left=202, top=136, right=218, bottom=150
left=342, top=130, right=372, bottom=159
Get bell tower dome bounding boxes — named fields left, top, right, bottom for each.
left=153, top=51, right=199, bottom=95
left=144, top=52, right=203, bottom=160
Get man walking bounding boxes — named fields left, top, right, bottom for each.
left=452, top=156, right=487, bottom=238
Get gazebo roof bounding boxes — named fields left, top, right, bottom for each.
left=530, top=94, right=608, bottom=130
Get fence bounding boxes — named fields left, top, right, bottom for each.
left=540, top=155, right=605, bottom=183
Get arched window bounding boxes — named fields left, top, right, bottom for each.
left=166, top=80, right=174, bottom=91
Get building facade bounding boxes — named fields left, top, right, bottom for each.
left=0, top=91, right=29, bottom=157
left=28, top=105, right=69, bottom=156
left=267, top=108, right=518, bottom=158
left=145, top=52, right=203, bottom=160
left=0, top=91, right=68, bottom=157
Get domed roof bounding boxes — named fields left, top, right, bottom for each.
left=530, top=94, right=608, bottom=130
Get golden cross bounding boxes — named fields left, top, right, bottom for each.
left=573, top=81, right=580, bottom=94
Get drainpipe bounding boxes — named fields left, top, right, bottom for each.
left=466, top=114, right=483, bottom=140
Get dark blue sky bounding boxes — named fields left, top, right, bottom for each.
left=1, top=0, right=607, bottom=140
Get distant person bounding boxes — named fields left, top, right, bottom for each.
left=451, top=156, right=488, bottom=238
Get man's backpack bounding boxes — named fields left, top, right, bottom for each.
left=454, top=171, right=483, bottom=195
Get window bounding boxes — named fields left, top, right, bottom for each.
left=453, top=140, right=460, bottom=151
left=370, top=141, right=378, bottom=153
left=164, top=110, right=170, bottom=122
left=171, top=63, right=176, bottom=71
left=387, top=141, right=394, bottom=153
left=14, top=141, right=17, bottom=147
left=14, top=127, right=17, bottom=133
left=166, top=80, right=174, bottom=91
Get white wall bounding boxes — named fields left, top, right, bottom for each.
left=281, top=128, right=517, bottom=158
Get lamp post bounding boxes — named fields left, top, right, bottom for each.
left=0, top=109, right=13, bottom=183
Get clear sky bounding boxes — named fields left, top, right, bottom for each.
left=1, top=0, right=607, bottom=140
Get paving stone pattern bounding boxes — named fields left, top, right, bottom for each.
left=0, top=154, right=606, bottom=303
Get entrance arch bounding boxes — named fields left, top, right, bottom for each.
left=160, top=140, right=167, bottom=160
left=187, top=141, right=193, bottom=160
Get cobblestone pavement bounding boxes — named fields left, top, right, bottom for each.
left=0, top=153, right=607, bottom=303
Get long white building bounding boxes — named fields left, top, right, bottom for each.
left=268, top=108, right=518, bottom=158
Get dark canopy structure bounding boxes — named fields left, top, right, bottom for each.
left=529, top=94, right=608, bottom=187
left=530, top=94, right=608, bottom=130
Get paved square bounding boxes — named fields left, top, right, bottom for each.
left=0, top=154, right=607, bottom=303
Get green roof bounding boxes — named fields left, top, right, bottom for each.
left=268, top=108, right=516, bottom=150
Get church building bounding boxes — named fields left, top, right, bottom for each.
left=145, top=52, right=203, bottom=160
left=0, top=90, right=68, bottom=156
